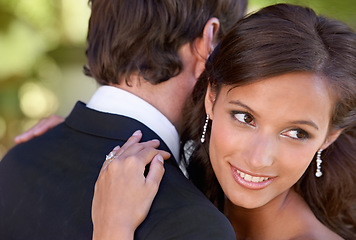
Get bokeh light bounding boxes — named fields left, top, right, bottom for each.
left=61, top=0, right=91, bottom=43
left=0, top=117, right=6, bottom=140
left=0, top=0, right=91, bottom=157
left=0, top=21, right=47, bottom=80
left=19, top=82, right=59, bottom=119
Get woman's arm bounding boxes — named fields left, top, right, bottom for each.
left=14, top=114, right=64, bottom=143
left=92, top=130, right=170, bottom=240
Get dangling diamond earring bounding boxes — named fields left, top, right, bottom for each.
left=201, top=114, right=210, bottom=143
left=315, top=149, right=323, bottom=177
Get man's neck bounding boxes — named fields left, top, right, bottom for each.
left=112, top=77, right=190, bottom=133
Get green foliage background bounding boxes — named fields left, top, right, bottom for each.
left=0, top=0, right=355, bottom=158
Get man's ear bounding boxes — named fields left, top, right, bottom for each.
left=320, top=128, right=344, bottom=150
left=204, top=84, right=216, bottom=119
left=193, top=17, right=220, bottom=79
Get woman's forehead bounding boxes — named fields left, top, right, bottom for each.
left=221, top=72, right=334, bottom=125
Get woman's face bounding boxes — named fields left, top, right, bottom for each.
left=205, top=72, right=341, bottom=209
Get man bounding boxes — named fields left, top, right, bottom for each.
left=0, top=0, right=247, bottom=239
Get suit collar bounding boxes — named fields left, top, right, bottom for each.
left=65, top=102, right=179, bottom=167
left=86, top=86, right=180, bottom=161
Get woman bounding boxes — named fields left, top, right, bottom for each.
left=179, top=3, right=356, bottom=239
left=18, top=3, right=356, bottom=239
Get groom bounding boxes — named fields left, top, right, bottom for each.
left=0, top=0, right=246, bottom=239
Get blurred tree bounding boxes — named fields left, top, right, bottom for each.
left=0, top=0, right=94, bottom=158
left=249, top=0, right=356, bottom=30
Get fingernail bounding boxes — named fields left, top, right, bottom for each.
left=113, top=145, right=120, bottom=151
left=133, top=130, right=142, bottom=136
left=14, top=135, right=24, bottom=142
left=155, top=154, right=164, bottom=163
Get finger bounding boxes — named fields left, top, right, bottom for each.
left=145, top=154, right=166, bottom=190
left=114, top=139, right=161, bottom=161
left=14, top=130, right=34, bottom=144
left=33, top=115, right=64, bottom=136
left=129, top=147, right=170, bottom=168
left=14, top=121, right=44, bottom=143
left=14, top=115, right=64, bottom=143
left=100, top=145, right=122, bottom=175
left=156, top=150, right=171, bottom=161
left=100, top=130, right=143, bottom=172
left=27, top=119, right=50, bottom=138
left=99, top=135, right=167, bottom=176
left=112, top=145, right=121, bottom=152
left=114, top=130, right=143, bottom=157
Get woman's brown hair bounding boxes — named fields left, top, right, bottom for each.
left=181, top=4, right=356, bottom=239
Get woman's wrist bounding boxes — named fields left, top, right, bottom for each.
left=92, top=226, right=134, bottom=240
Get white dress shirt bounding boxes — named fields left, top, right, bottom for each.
left=86, top=86, right=180, bottom=162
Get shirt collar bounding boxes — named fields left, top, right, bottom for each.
left=86, top=86, right=180, bottom=162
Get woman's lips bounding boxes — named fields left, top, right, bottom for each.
left=231, top=165, right=275, bottom=190
left=235, top=168, right=270, bottom=182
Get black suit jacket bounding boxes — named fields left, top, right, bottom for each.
left=0, top=102, right=235, bottom=240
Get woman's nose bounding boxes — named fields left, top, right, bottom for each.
left=243, top=133, right=275, bottom=170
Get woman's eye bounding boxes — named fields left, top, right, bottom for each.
left=282, top=129, right=310, bottom=140
left=233, top=112, right=255, bottom=126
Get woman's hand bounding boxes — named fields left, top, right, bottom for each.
left=14, top=115, right=64, bottom=143
left=92, top=130, right=170, bottom=240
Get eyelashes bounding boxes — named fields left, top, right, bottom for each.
left=232, top=111, right=255, bottom=127
left=281, top=129, right=310, bottom=140
left=231, top=111, right=311, bottom=140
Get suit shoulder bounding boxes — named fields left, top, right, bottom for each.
left=156, top=163, right=215, bottom=205
left=136, top=163, right=236, bottom=240
left=144, top=204, right=235, bottom=240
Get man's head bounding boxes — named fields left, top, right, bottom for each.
left=84, top=0, right=247, bottom=86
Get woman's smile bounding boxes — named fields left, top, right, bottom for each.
left=230, top=164, right=274, bottom=190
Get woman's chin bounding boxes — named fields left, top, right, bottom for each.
left=225, top=191, right=270, bottom=210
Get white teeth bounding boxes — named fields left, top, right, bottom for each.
left=245, top=174, right=252, bottom=181
left=236, top=169, right=269, bottom=183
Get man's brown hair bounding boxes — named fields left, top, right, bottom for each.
left=85, top=0, right=247, bottom=85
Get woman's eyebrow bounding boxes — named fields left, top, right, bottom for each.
left=228, top=100, right=258, bottom=116
left=287, top=120, right=319, bottom=130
